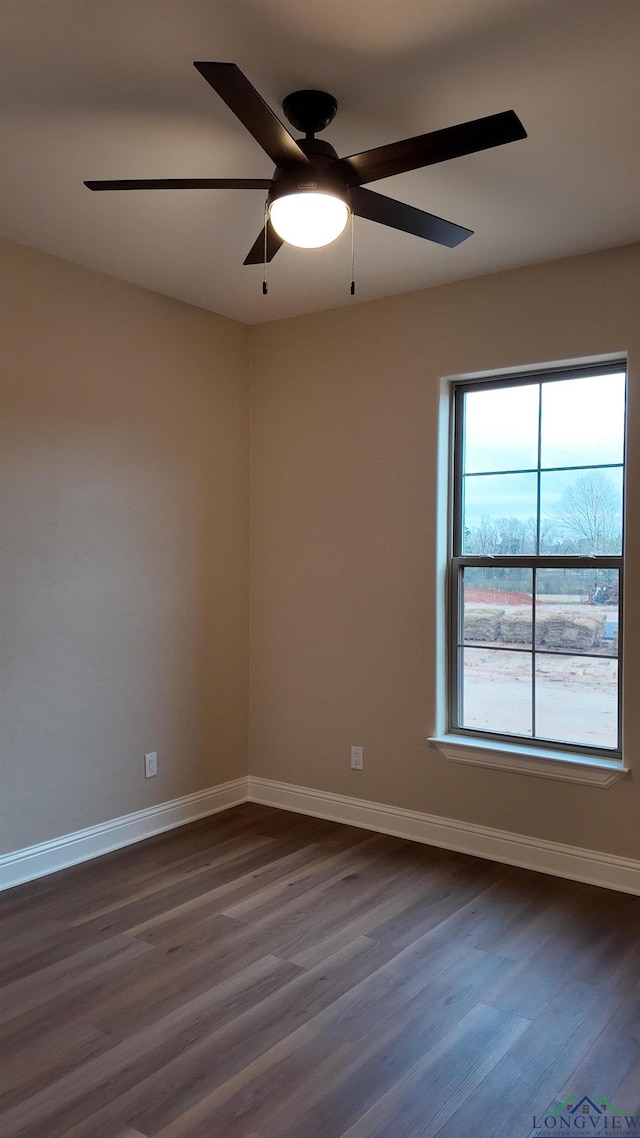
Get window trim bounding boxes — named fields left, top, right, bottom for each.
left=432, top=356, right=629, bottom=784
left=428, top=733, right=627, bottom=787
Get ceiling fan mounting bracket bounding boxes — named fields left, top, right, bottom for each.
left=282, top=90, right=338, bottom=137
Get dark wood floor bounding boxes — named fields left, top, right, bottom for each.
left=1, top=804, right=638, bottom=1138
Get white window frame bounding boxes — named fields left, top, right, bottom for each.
left=429, top=356, right=629, bottom=788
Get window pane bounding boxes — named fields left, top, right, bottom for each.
left=535, top=655, right=618, bottom=749
left=462, top=473, right=537, bottom=553
left=536, top=569, right=618, bottom=657
left=462, top=567, right=532, bottom=647
left=463, top=384, right=539, bottom=474
left=460, top=648, right=532, bottom=737
left=540, top=467, right=623, bottom=555
left=541, top=373, right=626, bottom=469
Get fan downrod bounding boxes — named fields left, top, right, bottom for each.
left=282, top=90, right=338, bottom=137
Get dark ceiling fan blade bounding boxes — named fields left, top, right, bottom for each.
left=351, top=186, right=472, bottom=248
left=194, top=62, right=310, bottom=170
left=84, top=178, right=272, bottom=191
left=243, top=220, right=284, bottom=265
left=339, top=110, right=526, bottom=186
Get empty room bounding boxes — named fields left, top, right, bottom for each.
left=1, top=2, right=639, bottom=1136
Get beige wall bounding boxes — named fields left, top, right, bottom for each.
left=1, top=240, right=249, bottom=853
left=249, top=243, right=640, bottom=860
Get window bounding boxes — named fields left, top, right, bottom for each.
left=447, top=361, right=626, bottom=767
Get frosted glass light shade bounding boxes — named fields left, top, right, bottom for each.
left=269, top=192, right=349, bottom=249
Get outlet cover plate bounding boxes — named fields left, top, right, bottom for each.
left=351, top=746, right=364, bottom=770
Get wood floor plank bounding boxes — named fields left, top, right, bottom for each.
left=527, top=983, right=640, bottom=1134
left=222, top=833, right=401, bottom=923
left=313, top=940, right=512, bottom=1044
left=230, top=841, right=431, bottom=962
left=253, top=952, right=520, bottom=1138
left=151, top=1023, right=348, bottom=1138
left=245, top=1022, right=412, bottom=1138
left=0, top=953, right=302, bottom=1138
left=484, top=883, right=640, bottom=1019
left=60, top=1122, right=149, bottom=1138
left=0, top=933, right=153, bottom=1025
left=1, top=804, right=638, bottom=1138
left=434, top=979, right=627, bottom=1138
left=282, top=877, right=435, bottom=969
left=128, top=839, right=338, bottom=940
left=123, top=936, right=398, bottom=1137
left=66, top=843, right=296, bottom=938
left=0, top=1019, right=110, bottom=1112
left=570, top=898, right=640, bottom=993
left=90, top=919, right=295, bottom=1039
left=65, top=831, right=275, bottom=927
left=310, top=1002, right=529, bottom=1138
left=150, top=945, right=514, bottom=1138
left=0, top=914, right=155, bottom=989
left=10, top=935, right=397, bottom=1138
left=365, top=855, right=510, bottom=949
left=0, top=917, right=67, bottom=972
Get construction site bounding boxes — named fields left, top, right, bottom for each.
left=461, top=590, right=619, bottom=749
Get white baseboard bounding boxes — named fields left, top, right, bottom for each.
left=0, top=777, right=249, bottom=891
left=248, top=776, right=640, bottom=896
left=3, top=774, right=638, bottom=895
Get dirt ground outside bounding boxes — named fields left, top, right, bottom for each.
left=461, top=600, right=619, bottom=749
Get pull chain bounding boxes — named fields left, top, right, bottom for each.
left=350, top=212, right=356, bottom=296
left=262, top=199, right=269, bottom=295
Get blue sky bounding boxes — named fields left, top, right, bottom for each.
left=462, top=372, right=625, bottom=528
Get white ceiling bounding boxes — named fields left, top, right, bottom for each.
left=2, top=0, right=639, bottom=324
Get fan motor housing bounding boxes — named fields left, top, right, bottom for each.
left=268, top=172, right=351, bottom=214
left=268, top=137, right=351, bottom=212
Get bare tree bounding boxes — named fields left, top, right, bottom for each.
left=552, top=471, right=621, bottom=554
left=466, top=515, right=497, bottom=554
left=467, top=515, right=538, bottom=555
left=495, top=516, right=533, bottom=554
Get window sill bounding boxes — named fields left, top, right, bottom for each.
left=428, top=734, right=628, bottom=788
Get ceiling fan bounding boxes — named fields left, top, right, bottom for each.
left=85, top=62, right=527, bottom=266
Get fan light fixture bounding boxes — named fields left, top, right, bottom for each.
left=269, top=190, right=350, bottom=249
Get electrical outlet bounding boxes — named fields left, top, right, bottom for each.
left=350, top=745, right=364, bottom=770
left=144, top=751, right=158, bottom=778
